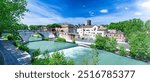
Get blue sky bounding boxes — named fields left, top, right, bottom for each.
left=22, top=0, right=150, bottom=25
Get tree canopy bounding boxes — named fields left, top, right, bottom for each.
left=47, top=24, right=61, bottom=28
left=108, top=18, right=144, bottom=37
left=145, top=20, right=150, bottom=32
left=0, top=0, right=27, bottom=36
left=107, top=19, right=150, bottom=60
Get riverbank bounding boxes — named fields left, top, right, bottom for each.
left=0, top=39, right=31, bottom=65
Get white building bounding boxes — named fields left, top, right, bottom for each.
left=77, top=25, right=107, bottom=39
left=77, top=20, right=126, bottom=42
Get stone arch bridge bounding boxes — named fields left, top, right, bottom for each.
left=18, top=30, right=55, bottom=41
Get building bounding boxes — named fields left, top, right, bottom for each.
left=77, top=25, right=107, bottom=39
left=39, top=27, right=49, bottom=31
left=85, top=20, right=92, bottom=25
left=77, top=20, right=107, bottom=39
left=57, top=24, right=78, bottom=40
left=106, top=30, right=126, bottom=42
left=77, top=20, right=126, bottom=42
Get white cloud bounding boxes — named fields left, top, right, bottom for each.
left=21, top=0, right=150, bottom=25
left=100, top=9, right=108, bottom=13
left=89, top=11, right=95, bottom=16
left=134, top=0, right=150, bottom=20
left=139, top=0, right=150, bottom=8
left=125, top=7, right=129, bottom=10
left=135, top=12, right=142, bottom=16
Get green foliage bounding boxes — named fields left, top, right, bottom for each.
left=13, top=40, right=29, bottom=52
left=55, top=37, right=66, bottom=42
left=19, top=45, right=30, bottom=52
left=49, top=52, right=69, bottom=65
left=13, top=23, right=29, bottom=30
left=47, top=24, right=61, bottom=28
left=95, top=35, right=117, bottom=52
left=32, top=49, right=41, bottom=57
left=82, top=49, right=100, bottom=65
left=104, top=37, right=117, bottom=52
left=108, top=18, right=144, bottom=37
left=42, top=38, right=49, bottom=41
left=32, top=51, right=75, bottom=65
left=107, top=18, right=150, bottom=60
left=29, top=25, right=44, bottom=30
left=0, top=0, right=27, bottom=36
left=95, top=35, right=106, bottom=49
left=13, top=40, right=21, bottom=47
left=7, top=34, right=13, bottom=40
left=119, top=45, right=126, bottom=56
left=129, top=31, right=150, bottom=59
left=90, top=44, right=96, bottom=48
left=48, top=51, right=74, bottom=65
left=43, top=50, right=49, bottom=57
left=31, top=49, right=41, bottom=63
left=145, top=20, right=150, bottom=32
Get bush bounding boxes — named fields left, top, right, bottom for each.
left=13, top=40, right=30, bottom=52
left=95, top=35, right=117, bottom=52
left=90, top=44, right=96, bottom=48
left=55, top=37, right=66, bottom=42
left=13, top=41, right=21, bottom=47
left=119, top=45, right=126, bottom=56
left=32, top=51, right=75, bottom=65
left=32, top=49, right=41, bottom=57
left=19, top=45, right=30, bottom=52
left=7, top=35, right=13, bottom=40
left=31, top=49, right=41, bottom=63
left=42, top=38, right=49, bottom=41
left=43, top=50, right=49, bottom=56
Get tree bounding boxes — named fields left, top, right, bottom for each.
left=48, top=51, right=74, bottom=65
left=32, top=51, right=75, bottom=65
left=119, top=45, right=126, bottom=56
left=95, top=35, right=117, bottom=52
left=82, top=49, right=100, bottom=65
left=145, top=20, right=150, bottom=32
left=47, top=24, right=61, bottom=28
left=0, top=0, right=27, bottom=36
left=129, top=31, right=150, bottom=59
left=95, top=35, right=106, bottom=49
left=108, top=18, right=144, bottom=38
left=47, top=24, right=61, bottom=32
left=29, top=25, right=38, bottom=30
left=31, top=49, right=41, bottom=63
left=104, top=37, right=117, bottom=52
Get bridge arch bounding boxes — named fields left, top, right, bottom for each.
left=29, top=32, right=45, bottom=41
left=18, top=30, right=55, bottom=41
